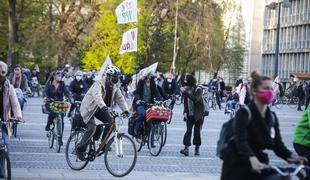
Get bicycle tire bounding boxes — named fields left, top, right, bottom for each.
left=0, top=150, right=11, bottom=180
left=104, top=134, right=137, bottom=177
left=148, top=122, right=163, bottom=156
left=13, top=122, right=17, bottom=138
left=162, top=122, right=167, bottom=147
left=55, top=117, right=62, bottom=153
left=167, top=110, right=173, bottom=124
left=137, top=138, right=143, bottom=152
left=287, top=97, right=298, bottom=109
left=48, top=130, right=54, bottom=149
left=65, top=130, right=89, bottom=170
left=212, top=98, right=216, bottom=111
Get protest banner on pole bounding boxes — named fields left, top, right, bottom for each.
left=99, top=55, right=113, bottom=74
left=115, top=0, right=138, bottom=24
left=120, top=27, right=138, bottom=54
left=128, top=62, right=158, bottom=91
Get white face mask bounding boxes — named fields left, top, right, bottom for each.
left=76, top=76, right=82, bottom=81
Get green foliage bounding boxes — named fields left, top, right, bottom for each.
left=81, top=0, right=148, bottom=74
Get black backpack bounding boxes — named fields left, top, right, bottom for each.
left=216, top=105, right=251, bottom=160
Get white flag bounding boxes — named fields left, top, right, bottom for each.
left=100, top=55, right=113, bottom=74
left=128, top=62, right=158, bottom=91
left=115, top=0, right=138, bottom=24
left=120, top=27, right=138, bottom=54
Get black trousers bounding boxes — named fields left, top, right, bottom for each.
left=183, top=116, right=203, bottom=147
left=78, top=107, right=113, bottom=152
left=298, top=97, right=304, bottom=110
left=294, top=143, right=310, bottom=179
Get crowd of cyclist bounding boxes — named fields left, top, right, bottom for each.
left=0, top=60, right=310, bottom=179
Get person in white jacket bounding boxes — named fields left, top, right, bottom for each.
left=236, top=79, right=250, bottom=106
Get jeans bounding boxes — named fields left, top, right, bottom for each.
left=293, top=143, right=310, bottom=179
left=1, top=126, right=10, bottom=152
left=226, top=100, right=236, bottom=111
left=134, top=105, right=146, bottom=136
left=77, top=107, right=113, bottom=152
left=183, top=116, right=203, bottom=147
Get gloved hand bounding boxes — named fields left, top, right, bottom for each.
left=249, top=156, right=267, bottom=173
left=287, top=153, right=308, bottom=164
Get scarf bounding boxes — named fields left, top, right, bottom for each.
left=12, top=74, right=22, bottom=89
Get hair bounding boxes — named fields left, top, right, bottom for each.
left=0, top=61, right=8, bottom=72
left=185, top=74, right=197, bottom=86
left=250, top=71, right=272, bottom=90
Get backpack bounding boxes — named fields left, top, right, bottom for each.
left=196, top=86, right=209, bottom=116
left=216, top=105, right=252, bottom=160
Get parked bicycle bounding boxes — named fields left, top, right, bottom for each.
left=42, top=99, right=70, bottom=153
left=65, top=111, right=137, bottom=177
left=265, top=164, right=310, bottom=180
left=0, top=118, right=21, bottom=180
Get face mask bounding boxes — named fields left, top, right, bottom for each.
left=167, top=79, right=172, bottom=83
left=110, top=76, right=119, bottom=84
left=76, top=76, right=82, bottom=81
left=257, top=90, right=274, bottom=104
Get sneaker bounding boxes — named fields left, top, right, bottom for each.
left=195, top=146, right=200, bottom=156
left=76, top=148, right=87, bottom=161
left=180, top=148, right=189, bottom=156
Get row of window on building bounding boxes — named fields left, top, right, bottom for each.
left=264, top=0, right=310, bottom=27
left=263, top=24, right=310, bottom=52
left=262, top=52, right=310, bottom=80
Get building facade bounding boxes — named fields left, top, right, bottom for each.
left=262, top=0, right=310, bottom=81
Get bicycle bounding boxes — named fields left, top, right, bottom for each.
left=266, top=164, right=310, bottom=180
left=272, top=95, right=287, bottom=109
left=0, top=118, right=21, bottom=180
left=208, top=91, right=217, bottom=111
left=174, top=94, right=183, bottom=105
left=133, top=101, right=170, bottom=156
left=65, top=111, right=137, bottom=177
left=42, top=99, right=70, bottom=153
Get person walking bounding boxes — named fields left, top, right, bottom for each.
left=221, top=71, right=306, bottom=180
left=297, top=81, right=306, bottom=111
left=293, top=105, right=310, bottom=178
left=180, top=74, right=204, bottom=156
left=305, top=81, right=310, bottom=109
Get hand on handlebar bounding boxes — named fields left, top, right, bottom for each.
left=249, top=156, right=268, bottom=174
left=287, top=153, right=308, bottom=164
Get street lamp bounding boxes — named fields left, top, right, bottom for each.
left=267, top=0, right=291, bottom=78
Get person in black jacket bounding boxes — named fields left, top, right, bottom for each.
left=67, top=71, right=87, bottom=117
left=43, top=71, right=72, bottom=145
left=132, top=73, right=162, bottom=136
left=297, top=81, right=306, bottom=111
left=221, top=71, right=306, bottom=180
left=180, top=74, right=204, bottom=156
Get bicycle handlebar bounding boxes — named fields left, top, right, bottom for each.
left=0, top=118, right=24, bottom=126
left=266, top=164, right=310, bottom=176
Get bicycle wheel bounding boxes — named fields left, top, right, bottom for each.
left=104, top=134, right=137, bottom=177
left=55, top=117, right=62, bottom=153
left=212, top=98, right=216, bottom=111
left=175, top=95, right=182, bottom=105
left=162, top=122, right=167, bottom=147
left=0, top=150, right=11, bottom=180
left=148, top=122, right=163, bottom=156
left=288, top=97, right=298, bottom=109
left=48, top=129, right=55, bottom=149
left=13, top=122, right=17, bottom=138
left=167, top=110, right=173, bottom=124
left=275, top=96, right=286, bottom=109
left=65, top=130, right=89, bottom=170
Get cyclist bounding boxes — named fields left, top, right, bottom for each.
left=0, top=61, right=23, bottom=152
left=221, top=71, right=306, bottom=180
left=77, top=66, right=130, bottom=161
left=293, top=105, right=310, bottom=178
left=132, top=72, right=162, bottom=137
left=67, top=71, right=87, bottom=118
left=43, top=71, right=72, bottom=145
left=85, top=72, right=94, bottom=89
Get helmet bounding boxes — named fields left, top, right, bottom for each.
left=105, top=66, right=121, bottom=77
left=75, top=70, right=83, bottom=77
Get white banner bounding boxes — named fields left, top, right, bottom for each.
left=128, top=62, right=158, bottom=91
left=120, top=27, right=138, bottom=54
left=115, top=0, right=138, bottom=24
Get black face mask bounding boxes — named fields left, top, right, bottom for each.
left=110, top=76, right=119, bottom=84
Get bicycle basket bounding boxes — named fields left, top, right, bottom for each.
left=146, top=106, right=171, bottom=123
left=48, top=102, right=70, bottom=114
